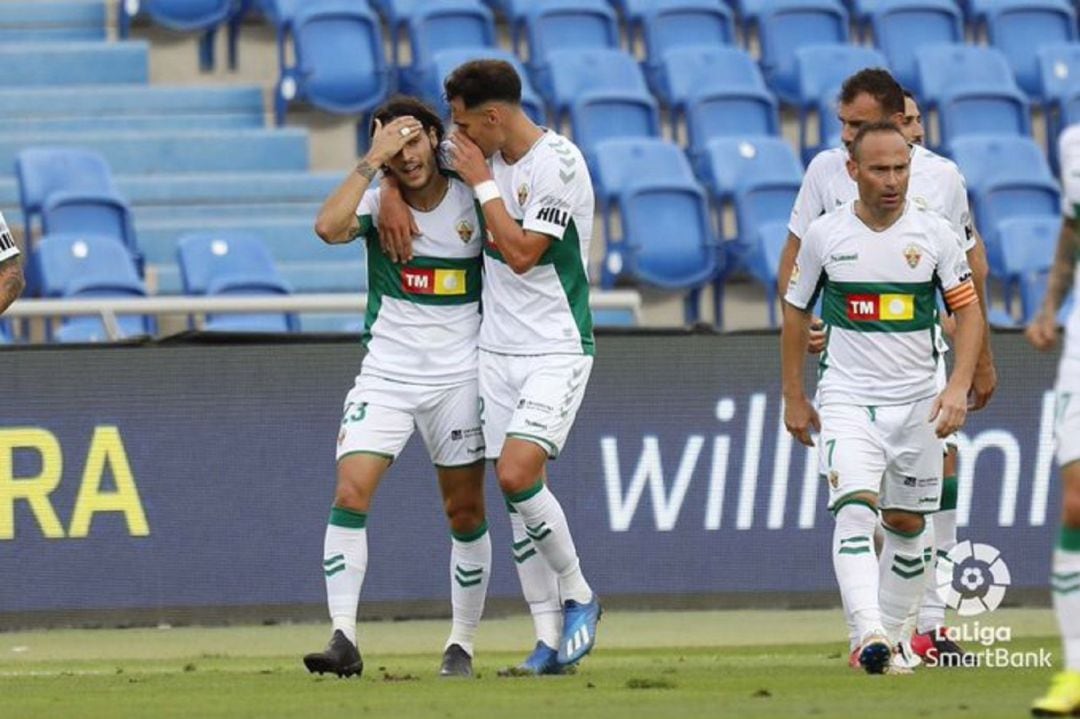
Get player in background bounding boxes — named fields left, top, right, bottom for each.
left=782, top=122, right=984, bottom=674
left=304, top=97, right=490, bottom=679
left=1028, top=123, right=1080, bottom=717
left=784, top=69, right=995, bottom=665
left=900, top=89, right=924, bottom=147
left=0, top=212, right=24, bottom=316
left=375, top=59, right=601, bottom=674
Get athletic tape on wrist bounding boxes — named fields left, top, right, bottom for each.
left=473, top=180, right=501, bottom=205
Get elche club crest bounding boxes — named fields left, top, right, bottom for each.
left=904, top=244, right=922, bottom=269
left=455, top=219, right=474, bottom=243
left=935, top=540, right=1012, bottom=616
left=517, top=183, right=529, bottom=206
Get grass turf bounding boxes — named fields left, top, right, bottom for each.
left=0, top=609, right=1063, bottom=718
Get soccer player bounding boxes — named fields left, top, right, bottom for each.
left=1027, top=123, right=1080, bottom=717
left=0, top=213, right=24, bottom=315
left=441, top=58, right=600, bottom=674
left=782, top=122, right=984, bottom=674
left=783, top=69, right=995, bottom=664
left=900, top=89, right=924, bottom=147
left=303, top=97, right=490, bottom=679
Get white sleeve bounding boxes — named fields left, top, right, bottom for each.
left=0, top=212, right=19, bottom=263
left=521, top=148, right=591, bottom=241
left=941, top=166, right=976, bottom=253
left=787, top=159, right=826, bottom=240
left=1060, top=127, right=1080, bottom=219
left=355, top=188, right=380, bottom=237
left=783, top=222, right=826, bottom=310
left=934, top=217, right=979, bottom=312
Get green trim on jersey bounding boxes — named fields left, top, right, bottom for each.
left=482, top=218, right=595, bottom=356
left=360, top=234, right=482, bottom=347
left=822, top=280, right=937, bottom=332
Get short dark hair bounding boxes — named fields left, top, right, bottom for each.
left=444, top=59, right=522, bottom=109
left=371, top=95, right=445, bottom=143
left=902, top=87, right=916, bottom=101
left=849, top=121, right=907, bottom=161
left=839, top=68, right=904, bottom=118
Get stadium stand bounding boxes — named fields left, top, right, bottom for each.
left=869, top=0, right=964, bottom=92
left=0, top=0, right=106, bottom=42
left=118, top=0, right=235, bottom=71
left=756, top=0, right=850, bottom=106
left=982, top=0, right=1077, bottom=101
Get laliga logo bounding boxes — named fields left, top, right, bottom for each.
left=936, top=541, right=1012, bottom=616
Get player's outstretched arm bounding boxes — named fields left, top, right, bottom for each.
left=449, top=130, right=550, bottom=274
left=931, top=302, right=983, bottom=437
left=0, top=256, right=24, bottom=315
left=781, top=301, right=820, bottom=447
left=1027, top=219, right=1079, bottom=351
left=316, top=116, right=423, bottom=246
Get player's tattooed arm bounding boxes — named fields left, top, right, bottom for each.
left=0, top=256, right=25, bottom=316
left=1027, top=219, right=1080, bottom=351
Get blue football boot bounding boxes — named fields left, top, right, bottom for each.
left=557, top=595, right=601, bottom=666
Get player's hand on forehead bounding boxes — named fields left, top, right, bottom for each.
left=368, top=115, right=425, bottom=165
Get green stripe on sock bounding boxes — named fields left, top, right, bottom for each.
left=455, top=576, right=483, bottom=588
left=452, top=520, right=489, bottom=543
left=940, top=475, right=958, bottom=511
left=513, top=548, right=537, bottom=563
left=329, top=507, right=367, bottom=529
left=840, top=536, right=871, bottom=545
left=505, top=480, right=545, bottom=504
left=505, top=498, right=517, bottom=514
left=525, top=522, right=552, bottom=541
left=893, top=554, right=924, bottom=568
left=1053, top=571, right=1080, bottom=582
left=838, top=546, right=872, bottom=555
left=324, top=565, right=346, bottom=578
left=323, top=554, right=345, bottom=567
left=892, top=566, right=925, bottom=579
left=455, top=565, right=483, bottom=578
left=1052, top=582, right=1080, bottom=595
left=1060, top=526, right=1080, bottom=552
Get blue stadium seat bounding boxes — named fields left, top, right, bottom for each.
left=1019, top=269, right=1075, bottom=325
left=937, top=88, right=1031, bottom=147
left=274, top=1, right=389, bottom=152
left=1039, top=43, right=1080, bottom=166
left=0, top=41, right=148, bottom=86
left=0, top=1, right=106, bottom=42
left=545, top=47, right=652, bottom=116
left=119, top=0, right=235, bottom=71
left=699, top=137, right=802, bottom=325
left=869, top=0, right=963, bottom=92
left=15, top=147, right=118, bottom=236
left=519, top=0, right=620, bottom=100
left=399, top=0, right=496, bottom=94
left=616, top=179, right=720, bottom=322
left=684, top=88, right=780, bottom=168
left=993, top=215, right=1061, bottom=315
left=590, top=138, right=698, bottom=287
left=653, top=45, right=767, bottom=110
left=757, top=0, right=849, bottom=105
left=914, top=43, right=1018, bottom=106
left=794, top=44, right=888, bottom=160
left=423, top=48, right=546, bottom=124
left=569, top=92, right=662, bottom=160
left=636, top=0, right=736, bottom=92
left=177, top=232, right=298, bottom=332
left=948, top=135, right=1060, bottom=260
left=984, top=0, right=1077, bottom=101
left=32, top=233, right=152, bottom=342
left=745, top=219, right=791, bottom=325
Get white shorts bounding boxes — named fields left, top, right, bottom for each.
left=478, top=350, right=593, bottom=459
left=819, top=396, right=943, bottom=513
left=336, top=373, right=485, bottom=467
left=1055, top=389, right=1080, bottom=468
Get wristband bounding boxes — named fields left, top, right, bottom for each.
left=473, top=180, right=501, bottom=206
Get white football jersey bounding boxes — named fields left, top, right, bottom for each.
left=481, top=129, right=595, bottom=356
left=1057, top=124, right=1080, bottom=391
left=0, top=212, right=19, bottom=263
left=355, top=177, right=483, bottom=385
left=788, top=144, right=976, bottom=254
left=786, top=200, right=978, bottom=406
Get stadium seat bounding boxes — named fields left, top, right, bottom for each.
left=545, top=47, right=653, bottom=118
left=569, top=92, right=662, bottom=160
left=1019, top=269, right=1075, bottom=325
left=699, top=137, right=802, bottom=325
left=590, top=138, right=699, bottom=287
left=983, top=0, right=1077, bottom=101
left=869, top=0, right=963, bottom=92
left=1037, top=43, right=1080, bottom=153
left=914, top=43, right=1018, bottom=107
left=15, top=147, right=118, bottom=236
left=399, top=0, right=496, bottom=95
left=635, top=0, right=736, bottom=92
left=684, top=88, right=780, bottom=169
left=993, top=215, right=1061, bottom=315
left=757, top=0, right=849, bottom=105
left=794, top=45, right=889, bottom=160
left=119, top=0, right=235, bottom=71
left=653, top=45, right=767, bottom=111
left=937, top=88, right=1031, bottom=147
left=177, top=232, right=299, bottom=332
left=423, top=48, right=546, bottom=124
left=519, top=0, right=621, bottom=101
left=32, top=232, right=152, bottom=342
left=615, top=179, right=720, bottom=323
left=274, top=0, right=389, bottom=152
left=743, top=219, right=791, bottom=326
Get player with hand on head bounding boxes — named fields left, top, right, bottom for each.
left=1028, top=123, right=1080, bottom=717
left=782, top=122, right=983, bottom=675
left=304, top=96, right=489, bottom=680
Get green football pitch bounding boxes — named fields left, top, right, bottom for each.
left=0, top=609, right=1062, bottom=718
